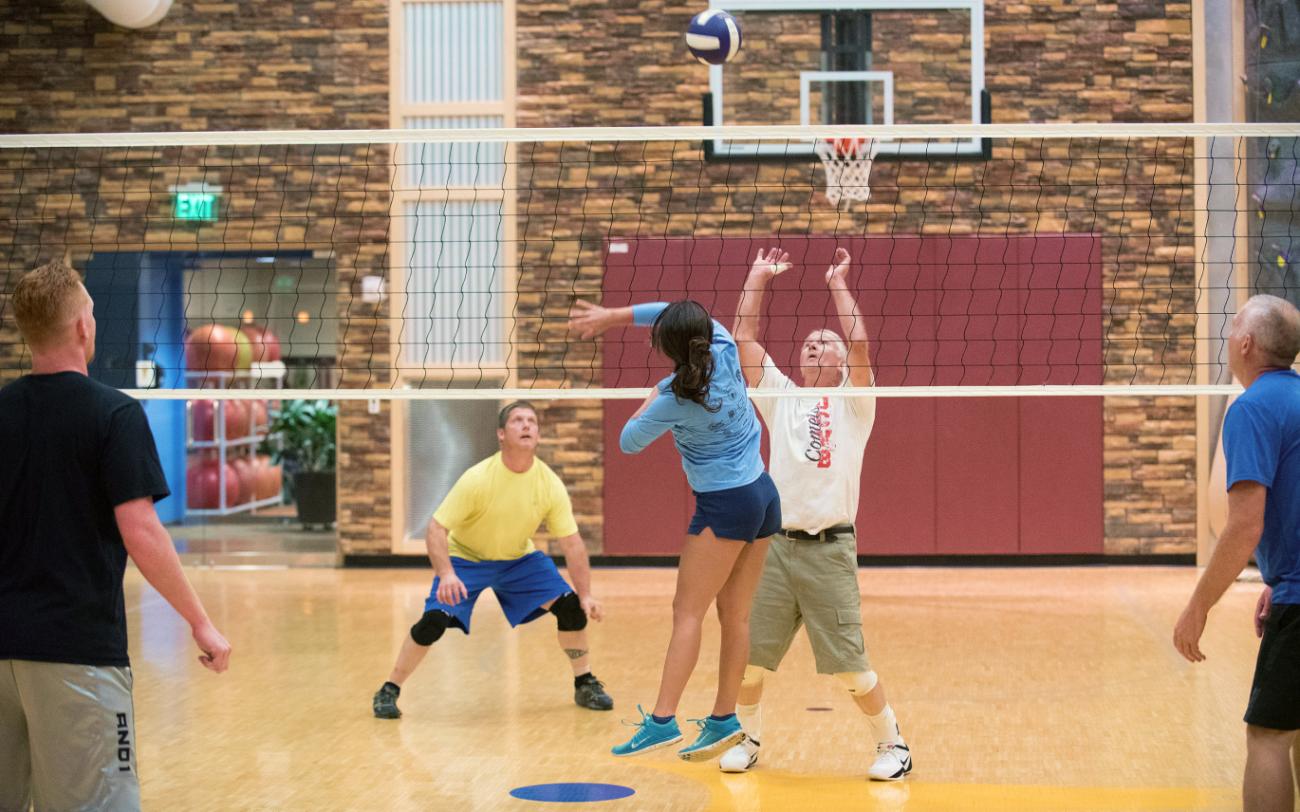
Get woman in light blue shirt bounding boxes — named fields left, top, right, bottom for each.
left=571, top=298, right=781, bottom=760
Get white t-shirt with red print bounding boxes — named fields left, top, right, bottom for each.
left=753, top=357, right=876, bottom=534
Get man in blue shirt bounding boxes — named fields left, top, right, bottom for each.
left=1175, top=293, right=1300, bottom=812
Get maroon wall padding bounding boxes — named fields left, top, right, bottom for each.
left=600, top=235, right=1103, bottom=557
left=603, top=400, right=692, bottom=555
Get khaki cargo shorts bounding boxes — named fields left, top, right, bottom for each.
left=748, top=531, right=868, bottom=674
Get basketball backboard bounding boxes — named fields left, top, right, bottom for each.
left=704, top=0, right=986, bottom=161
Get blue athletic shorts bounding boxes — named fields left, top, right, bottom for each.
left=424, top=550, right=573, bottom=634
left=687, top=471, right=782, bottom=543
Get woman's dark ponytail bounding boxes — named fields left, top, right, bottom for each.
left=651, top=300, right=720, bottom=412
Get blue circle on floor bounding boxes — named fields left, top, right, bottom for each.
left=510, top=783, right=635, bottom=803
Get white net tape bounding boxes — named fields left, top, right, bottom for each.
left=814, top=137, right=879, bottom=205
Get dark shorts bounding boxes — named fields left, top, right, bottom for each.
left=424, top=551, right=573, bottom=634
left=687, top=471, right=782, bottom=543
left=1245, top=603, right=1300, bottom=730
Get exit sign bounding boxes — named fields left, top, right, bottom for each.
left=171, top=184, right=221, bottom=222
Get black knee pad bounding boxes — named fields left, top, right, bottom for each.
left=410, top=610, right=450, bottom=646
left=549, top=592, right=587, bottom=632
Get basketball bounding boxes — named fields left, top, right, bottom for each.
left=229, top=454, right=256, bottom=505
left=685, top=10, right=740, bottom=65
left=249, top=399, right=270, bottom=433
left=185, top=457, right=240, bottom=510
left=184, top=323, right=240, bottom=371
left=240, top=324, right=282, bottom=363
left=191, top=399, right=251, bottom=442
left=252, top=454, right=282, bottom=501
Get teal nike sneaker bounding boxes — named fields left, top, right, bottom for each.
left=611, top=705, right=682, bottom=756
left=678, top=715, right=745, bottom=762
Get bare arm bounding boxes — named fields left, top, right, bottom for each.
left=425, top=518, right=454, bottom=576
left=426, top=518, right=469, bottom=605
left=1173, top=481, right=1266, bottom=662
left=826, top=247, right=874, bottom=386
left=569, top=301, right=636, bottom=339
left=734, top=248, right=787, bottom=386
left=115, top=498, right=231, bottom=672
left=631, top=387, right=658, bottom=419
left=555, top=533, right=593, bottom=600
left=555, top=533, right=604, bottom=620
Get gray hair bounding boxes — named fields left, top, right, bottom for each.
left=806, top=329, right=851, bottom=384
left=1240, top=294, right=1300, bottom=367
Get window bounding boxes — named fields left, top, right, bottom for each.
left=820, top=12, right=873, bottom=124
left=390, top=0, right=516, bottom=551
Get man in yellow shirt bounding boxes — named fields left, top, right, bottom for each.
left=372, top=401, right=613, bottom=717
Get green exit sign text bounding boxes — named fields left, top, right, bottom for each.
left=174, top=191, right=219, bottom=222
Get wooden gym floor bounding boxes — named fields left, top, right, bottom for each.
left=124, top=565, right=1265, bottom=811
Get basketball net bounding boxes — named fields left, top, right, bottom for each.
left=814, top=137, right=879, bottom=207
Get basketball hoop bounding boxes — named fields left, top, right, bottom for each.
left=815, top=137, right=879, bottom=206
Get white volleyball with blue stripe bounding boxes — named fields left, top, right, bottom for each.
left=685, top=10, right=742, bottom=65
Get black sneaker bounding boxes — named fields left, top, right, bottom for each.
left=574, top=677, right=613, bottom=711
left=373, top=683, right=401, bottom=719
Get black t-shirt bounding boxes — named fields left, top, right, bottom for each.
left=0, top=372, right=170, bottom=666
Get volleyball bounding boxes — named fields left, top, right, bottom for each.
left=685, top=10, right=741, bottom=65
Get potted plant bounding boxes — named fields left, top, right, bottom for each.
left=263, top=399, right=337, bottom=528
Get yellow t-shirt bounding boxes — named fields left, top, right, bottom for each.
left=433, top=452, right=579, bottom=562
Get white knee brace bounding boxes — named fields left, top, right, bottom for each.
left=834, top=670, right=878, bottom=696
left=742, top=665, right=768, bottom=689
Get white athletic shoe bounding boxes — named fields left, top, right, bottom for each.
left=868, top=742, right=912, bottom=781
left=718, top=737, right=760, bottom=773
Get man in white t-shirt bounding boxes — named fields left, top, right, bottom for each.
left=719, top=246, right=912, bottom=781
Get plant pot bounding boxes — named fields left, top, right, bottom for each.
left=293, top=470, right=336, bottom=528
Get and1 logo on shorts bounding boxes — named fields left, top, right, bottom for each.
left=116, top=712, right=133, bottom=773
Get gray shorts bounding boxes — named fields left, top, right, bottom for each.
left=748, top=531, right=869, bottom=675
left=0, top=660, right=140, bottom=812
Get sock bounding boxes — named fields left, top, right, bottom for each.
left=737, top=702, right=762, bottom=742
left=382, top=681, right=400, bottom=696
left=574, top=673, right=598, bottom=688
left=651, top=714, right=674, bottom=724
left=866, top=704, right=903, bottom=746
left=709, top=712, right=736, bottom=723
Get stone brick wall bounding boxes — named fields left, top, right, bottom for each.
left=0, top=0, right=1198, bottom=558
left=516, top=0, right=1196, bottom=555
left=0, top=0, right=392, bottom=556
left=723, top=10, right=973, bottom=126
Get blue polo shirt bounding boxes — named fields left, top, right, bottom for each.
left=619, top=302, right=765, bottom=493
left=1224, top=369, right=1300, bottom=604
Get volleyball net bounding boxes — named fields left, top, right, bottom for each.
left=0, top=123, right=1291, bottom=401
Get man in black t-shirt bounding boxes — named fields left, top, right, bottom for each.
left=0, top=260, right=232, bottom=811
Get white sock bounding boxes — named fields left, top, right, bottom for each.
left=865, top=703, right=903, bottom=746
left=736, top=702, right=762, bottom=743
